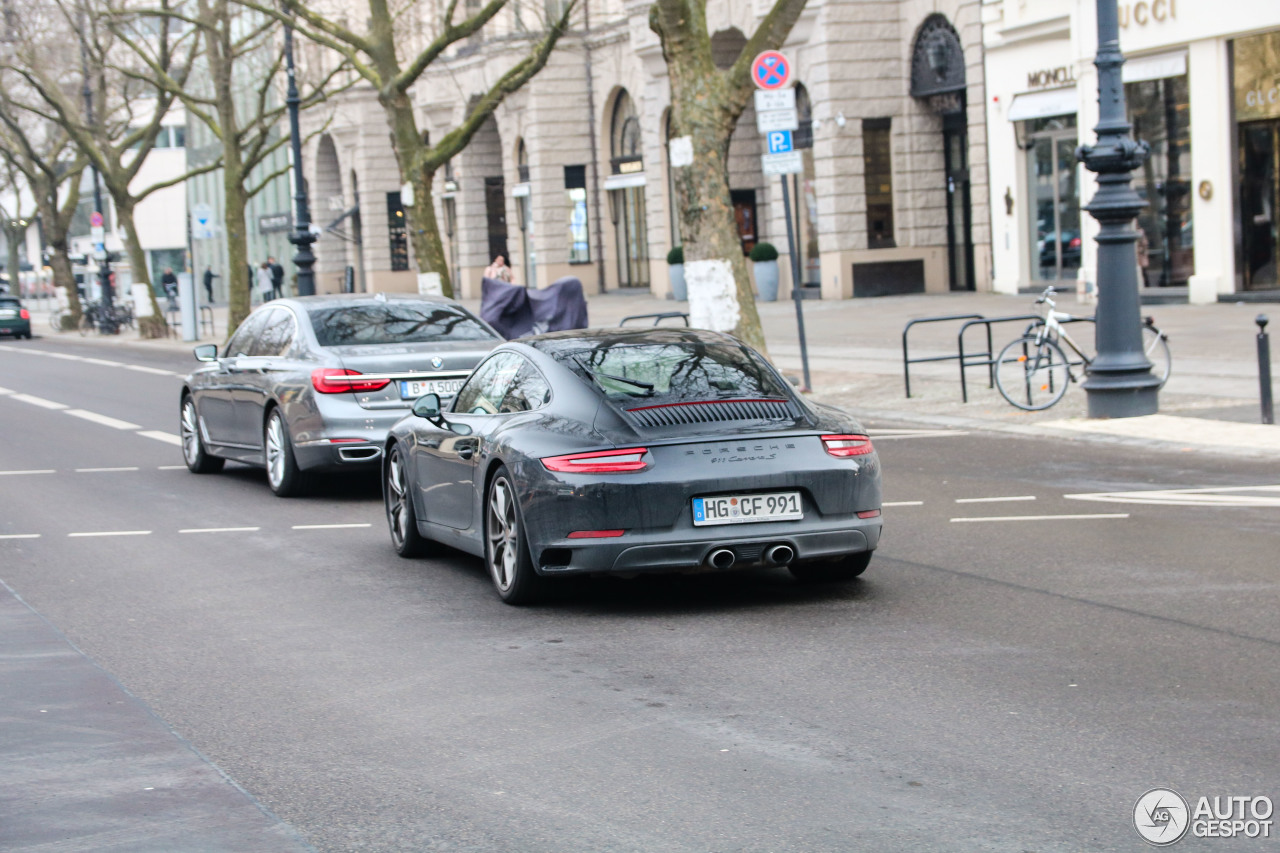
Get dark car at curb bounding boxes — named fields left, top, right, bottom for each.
left=382, top=327, right=883, bottom=604
left=179, top=293, right=502, bottom=496
left=0, top=296, right=32, bottom=339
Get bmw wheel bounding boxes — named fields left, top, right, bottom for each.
left=385, top=444, right=433, bottom=557
left=180, top=395, right=224, bottom=474
left=485, top=466, right=545, bottom=605
left=264, top=408, right=308, bottom=497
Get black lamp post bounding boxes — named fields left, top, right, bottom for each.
left=79, top=8, right=115, bottom=332
left=1077, top=0, right=1159, bottom=417
left=283, top=14, right=316, bottom=296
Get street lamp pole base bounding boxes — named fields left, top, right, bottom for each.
left=1083, top=376, right=1160, bottom=419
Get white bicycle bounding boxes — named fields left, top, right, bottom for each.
left=994, top=287, right=1171, bottom=411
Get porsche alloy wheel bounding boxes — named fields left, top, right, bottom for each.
left=484, top=467, right=544, bottom=605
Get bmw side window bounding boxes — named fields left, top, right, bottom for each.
left=452, top=353, right=521, bottom=415
left=223, top=311, right=268, bottom=358
left=251, top=309, right=296, bottom=357
left=499, top=362, right=551, bottom=413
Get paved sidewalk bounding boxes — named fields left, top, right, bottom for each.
left=21, top=288, right=1279, bottom=458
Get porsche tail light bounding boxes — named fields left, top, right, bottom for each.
left=19, top=308, right=30, bottom=320
left=821, top=434, right=874, bottom=457
left=542, top=447, right=649, bottom=473
left=311, top=368, right=390, bottom=394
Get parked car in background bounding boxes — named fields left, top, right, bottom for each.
left=180, top=293, right=503, bottom=496
left=0, top=296, right=32, bottom=339
left=382, top=327, right=883, bottom=604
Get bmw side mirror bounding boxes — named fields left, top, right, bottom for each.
left=194, top=343, right=218, bottom=362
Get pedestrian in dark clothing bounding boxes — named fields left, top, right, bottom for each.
left=160, top=267, right=179, bottom=310
left=202, top=267, right=218, bottom=303
left=269, top=256, right=284, bottom=299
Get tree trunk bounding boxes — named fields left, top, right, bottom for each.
left=36, top=194, right=82, bottom=327
left=222, top=162, right=251, bottom=330
left=383, top=92, right=454, bottom=297
left=6, top=227, right=21, bottom=302
left=117, top=203, right=166, bottom=338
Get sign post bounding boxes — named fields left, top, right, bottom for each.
left=751, top=50, right=811, bottom=391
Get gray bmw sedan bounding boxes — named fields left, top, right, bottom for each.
left=180, top=293, right=502, bottom=496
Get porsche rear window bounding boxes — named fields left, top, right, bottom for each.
left=308, top=303, right=499, bottom=347
left=559, top=341, right=789, bottom=403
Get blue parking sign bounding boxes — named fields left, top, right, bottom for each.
left=767, top=130, right=793, bottom=154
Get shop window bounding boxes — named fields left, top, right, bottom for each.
left=1127, top=76, right=1192, bottom=288
left=564, top=165, right=590, bottom=264
left=862, top=118, right=895, bottom=249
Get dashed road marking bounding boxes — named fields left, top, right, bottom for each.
left=0, top=534, right=40, bottom=540
left=81, top=357, right=123, bottom=368
left=0, top=469, right=56, bottom=476
left=158, top=465, right=188, bottom=470
left=884, top=500, right=924, bottom=507
left=291, top=523, right=373, bottom=530
left=954, top=495, right=1036, bottom=504
left=1065, top=485, right=1280, bottom=508
left=180, top=526, right=262, bottom=534
left=65, top=409, right=142, bottom=430
left=0, top=385, right=12, bottom=394
left=67, top=530, right=153, bottom=538
left=869, top=429, right=971, bottom=440
left=125, top=364, right=178, bottom=376
left=74, top=467, right=141, bottom=473
left=951, top=513, right=1129, bottom=523
left=138, top=430, right=183, bottom=446
left=11, top=393, right=67, bottom=410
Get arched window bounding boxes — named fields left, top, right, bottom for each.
left=610, top=91, right=642, bottom=174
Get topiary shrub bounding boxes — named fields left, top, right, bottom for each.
left=748, top=242, right=778, bottom=262
left=666, top=245, right=684, bottom=265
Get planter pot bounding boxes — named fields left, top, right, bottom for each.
left=754, top=259, right=779, bottom=301
left=667, top=263, right=687, bottom=301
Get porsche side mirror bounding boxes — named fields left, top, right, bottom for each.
left=194, top=343, right=219, bottom=362
left=412, top=393, right=442, bottom=419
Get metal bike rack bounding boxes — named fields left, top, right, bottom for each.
left=619, top=311, right=689, bottom=327
left=199, top=305, right=216, bottom=338
left=901, top=314, right=983, bottom=398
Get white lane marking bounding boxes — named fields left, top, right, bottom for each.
left=0, top=469, right=56, bottom=476
left=0, top=533, right=41, bottom=540
left=64, top=409, right=142, bottom=430
left=951, top=513, right=1129, bottom=523
left=0, top=385, right=12, bottom=394
left=74, top=467, right=141, bottom=473
left=292, top=523, right=373, bottom=530
left=954, top=495, right=1037, bottom=504
left=125, top=364, right=179, bottom=376
left=10, top=393, right=68, bottom=410
left=870, top=430, right=971, bottom=439
left=1065, top=485, right=1280, bottom=508
left=44, top=352, right=84, bottom=361
left=180, top=526, right=261, bottom=534
left=81, top=357, right=123, bottom=367
left=138, top=430, right=183, bottom=446
left=883, top=500, right=924, bottom=507
left=158, top=465, right=188, bottom=470
left=67, top=530, right=153, bottom=538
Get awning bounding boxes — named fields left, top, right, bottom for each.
left=1007, top=87, right=1077, bottom=122
left=1122, top=51, right=1186, bottom=84
left=603, top=173, right=646, bottom=191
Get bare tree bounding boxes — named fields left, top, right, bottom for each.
left=650, top=0, right=810, bottom=355
left=0, top=97, right=86, bottom=325
left=236, top=0, right=578, bottom=298
left=109, top=0, right=350, bottom=329
left=2, top=0, right=219, bottom=336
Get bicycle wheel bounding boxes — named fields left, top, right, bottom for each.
left=1142, top=324, right=1171, bottom=388
left=995, top=335, right=1072, bottom=411
left=78, top=312, right=95, bottom=336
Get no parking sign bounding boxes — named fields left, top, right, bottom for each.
left=751, top=51, right=791, bottom=90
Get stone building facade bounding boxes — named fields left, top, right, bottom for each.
left=300, top=0, right=991, bottom=302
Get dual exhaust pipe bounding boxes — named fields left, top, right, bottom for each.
left=706, top=544, right=794, bottom=570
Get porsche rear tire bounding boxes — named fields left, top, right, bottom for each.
left=484, top=466, right=545, bottom=605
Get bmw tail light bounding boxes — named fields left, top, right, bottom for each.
left=19, top=309, right=30, bottom=320
left=311, top=368, right=390, bottom=394
left=542, top=447, right=650, bottom=473
left=821, top=434, right=874, bottom=457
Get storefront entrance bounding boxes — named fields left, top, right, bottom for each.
left=943, top=111, right=975, bottom=291
left=611, top=185, right=650, bottom=289
left=1023, top=115, right=1081, bottom=283
left=1128, top=74, right=1193, bottom=288
left=1240, top=120, right=1279, bottom=289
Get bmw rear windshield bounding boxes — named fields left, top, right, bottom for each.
left=308, top=302, right=499, bottom=347
left=556, top=338, right=791, bottom=404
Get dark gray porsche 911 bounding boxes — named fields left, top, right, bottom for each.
left=382, top=327, right=882, bottom=604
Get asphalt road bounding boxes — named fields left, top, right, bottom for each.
left=2, top=338, right=1278, bottom=852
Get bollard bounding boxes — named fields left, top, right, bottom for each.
left=1259, top=315, right=1274, bottom=426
